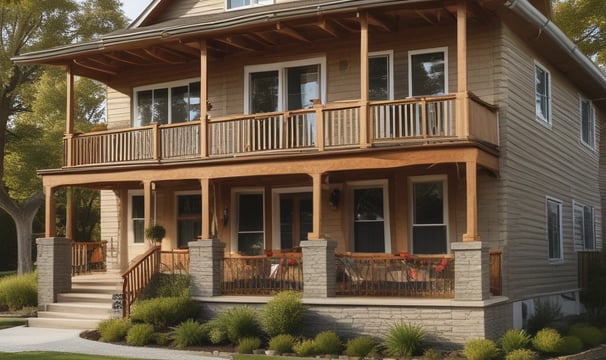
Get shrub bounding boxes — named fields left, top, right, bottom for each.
left=130, top=296, right=198, bottom=328
left=0, top=272, right=37, bottom=310
left=237, top=337, right=262, bottom=354
left=532, top=328, right=562, bottom=354
left=139, top=273, right=191, bottom=299
left=568, top=323, right=603, bottom=348
left=171, top=319, right=207, bottom=348
left=153, top=332, right=170, bottom=346
left=500, top=329, right=531, bottom=354
left=268, top=334, right=296, bottom=354
left=344, top=336, right=377, bottom=359
left=215, top=306, right=262, bottom=345
left=98, top=318, right=131, bottom=342
left=463, top=339, right=499, bottom=360
left=208, top=326, right=227, bottom=344
left=261, top=290, right=306, bottom=337
left=382, top=322, right=425, bottom=358
left=526, top=300, right=561, bottom=335
left=422, top=348, right=443, bottom=360
left=126, top=323, right=155, bottom=346
left=556, top=335, right=583, bottom=355
left=314, top=330, right=342, bottom=355
left=293, top=338, right=317, bottom=357
left=505, top=348, right=539, bottom=360
left=602, top=327, right=606, bottom=343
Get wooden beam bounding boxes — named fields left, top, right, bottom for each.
left=65, top=187, right=75, bottom=241
left=73, top=59, right=118, bottom=76
left=215, top=37, right=258, bottom=52
left=143, top=48, right=184, bottom=64
left=200, top=39, right=208, bottom=158
left=143, top=180, right=154, bottom=241
left=367, top=13, right=391, bottom=32
left=200, top=178, right=210, bottom=240
left=251, top=32, right=278, bottom=46
left=307, top=173, right=323, bottom=240
left=359, top=12, right=370, bottom=148
left=416, top=10, right=436, bottom=25
left=44, top=186, right=56, bottom=238
left=104, top=52, right=144, bottom=65
left=463, top=160, right=479, bottom=241
left=317, top=17, right=339, bottom=37
left=66, top=65, right=74, bottom=135
left=241, top=33, right=275, bottom=47
left=276, top=22, right=310, bottom=42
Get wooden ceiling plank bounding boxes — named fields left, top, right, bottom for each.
left=415, top=10, right=436, bottom=25
left=73, top=59, right=118, bottom=76
left=143, top=49, right=181, bottom=64
left=215, top=37, right=258, bottom=52
left=104, top=52, right=143, bottom=65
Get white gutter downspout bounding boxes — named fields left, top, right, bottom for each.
left=505, top=0, right=606, bottom=92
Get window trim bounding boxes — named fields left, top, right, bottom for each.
left=271, top=186, right=312, bottom=250
left=408, top=47, right=448, bottom=97
left=369, top=50, right=394, bottom=101
left=348, top=179, right=391, bottom=253
left=226, top=0, right=273, bottom=11
left=546, top=196, right=563, bottom=262
left=573, top=200, right=595, bottom=251
left=409, top=174, right=449, bottom=254
left=579, top=95, right=596, bottom=150
left=231, top=187, right=265, bottom=254
left=534, top=61, right=552, bottom=126
left=133, top=77, right=201, bottom=127
left=244, top=57, right=327, bottom=113
left=127, top=190, right=146, bottom=246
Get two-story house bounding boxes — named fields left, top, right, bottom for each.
left=15, top=0, right=606, bottom=346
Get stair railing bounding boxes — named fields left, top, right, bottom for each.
left=121, top=246, right=161, bottom=317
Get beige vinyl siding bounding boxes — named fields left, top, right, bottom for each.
left=106, top=87, right=131, bottom=130
left=497, top=25, right=601, bottom=300
left=100, top=190, right=120, bottom=267
left=154, top=0, right=304, bottom=22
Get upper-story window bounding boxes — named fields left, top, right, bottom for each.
left=227, top=0, right=273, bottom=10
left=134, top=79, right=200, bottom=127
left=369, top=51, right=393, bottom=101
left=535, top=62, right=551, bottom=125
left=580, top=96, right=595, bottom=149
left=408, top=47, right=447, bottom=97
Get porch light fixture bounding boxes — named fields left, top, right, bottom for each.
left=223, top=208, right=229, bottom=226
left=329, top=189, right=340, bottom=209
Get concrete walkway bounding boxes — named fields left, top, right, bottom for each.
left=0, top=326, right=227, bottom=360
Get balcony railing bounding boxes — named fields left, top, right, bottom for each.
left=64, top=93, right=498, bottom=167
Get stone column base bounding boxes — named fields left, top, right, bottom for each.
left=189, top=239, right=225, bottom=297
left=36, top=237, right=72, bottom=309
left=451, top=241, right=489, bottom=301
left=301, top=239, right=337, bottom=298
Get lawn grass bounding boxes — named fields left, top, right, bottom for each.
left=0, top=318, right=27, bottom=329
left=0, top=353, right=152, bottom=360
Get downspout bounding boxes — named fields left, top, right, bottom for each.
left=505, top=0, right=606, bottom=91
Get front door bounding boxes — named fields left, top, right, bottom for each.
left=279, top=193, right=312, bottom=250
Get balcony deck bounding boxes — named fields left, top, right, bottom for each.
left=64, top=94, right=498, bottom=167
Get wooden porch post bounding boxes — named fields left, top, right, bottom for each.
left=456, top=0, right=470, bottom=138
left=200, top=39, right=208, bottom=158
left=200, top=178, right=211, bottom=240
left=65, top=66, right=75, bottom=167
left=307, top=173, right=323, bottom=240
left=65, top=187, right=75, bottom=241
left=359, top=12, right=370, bottom=148
left=463, top=161, right=480, bottom=241
left=44, top=185, right=57, bottom=238
left=143, top=180, right=153, bottom=234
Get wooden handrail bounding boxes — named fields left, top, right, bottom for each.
left=121, top=246, right=161, bottom=318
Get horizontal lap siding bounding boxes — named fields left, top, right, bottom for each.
left=499, top=25, right=601, bottom=300
left=155, top=0, right=223, bottom=22
left=106, top=87, right=131, bottom=130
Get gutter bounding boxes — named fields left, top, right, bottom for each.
left=505, top=0, right=606, bottom=92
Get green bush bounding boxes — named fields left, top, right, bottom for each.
left=463, top=339, right=499, bottom=360
left=556, top=335, right=583, bottom=355
left=504, top=348, right=539, bottom=360
left=237, top=337, right=262, bottom=354
left=98, top=318, right=131, bottom=342
left=268, top=334, right=296, bottom=354
left=261, top=290, right=306, bottom=337
left=532, top=328, right=562, bottom=354
left=0, top=272, right=37, bottom=311
left=293, top=338, right=317, bottom=357
left=422, top=348, right=443, bottom=360
left=171, top=319, right=207, bottom=348
left=208, top=326, right=227, bottom=344
left=215, top=306, right=262, bottom=345
left=314, top=330, right=342, bottom=355
left=500, top=329, right=531, bottom=354
left=126, top=323, right=155, bottom=346
left=153, top=332, right=170, bottom=346
left=382, top=322, right=425, bottom=358
left=139, top=273, right=191, bottom=299
left=344, top=336, right=377, bottom=359
left=130, top=296, right=199, bottom=328
left=526, top=300, right=561, bottom=335
left=568, top=323, right=603, bottom=348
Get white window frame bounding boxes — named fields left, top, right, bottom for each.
left=133, top=77, right=201, bottom=127
left=271, top=186, right=312, bottom=250
left=226, top=0, right=273, bottom=11
left=369, top=50, right=394, bottom=101
left=231, top=187, right=265, bottom=254
left=409, top=174, right=449, bottom=254
left=408, top=47, right=448, bottom=97
left=348, top=179, right=391, bottom=253
left=127, top=190, right=145, bottom=246
left=573, top=201, right=595, bottom=251
left=579, top=95, right=596, bottom=150
left=534, top=61, right=552, bottom=126
left=546, top=196, right=563, bottom=261
left=244, top=57, right=327, bottom=113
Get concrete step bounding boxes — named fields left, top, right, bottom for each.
left=37, top=311, right=111, bottom=320
left=71, top=284, right=122, bottom=294
left=57, top=292, right=113, bottom=304
left=28, top=317, right=102, bottom=330
left=45, top=302, right=114, bottom=316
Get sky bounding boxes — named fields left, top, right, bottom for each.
left=122, top=1, right=151, bottom=22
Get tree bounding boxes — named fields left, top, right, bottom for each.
left=553, top=0, right=606, bottom=68
left=0, top=0, right=126, bottom=273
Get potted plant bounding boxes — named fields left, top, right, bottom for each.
left=144, top=224, right=165, bottom=246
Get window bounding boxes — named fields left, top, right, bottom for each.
left=535, top=63, right=551, bottom=124
left=134, top=79, right=201, bottom=127
left=410, top=176, right=448, bottom=254
left=409, top=48, right=447, bottom=97
left=580, top=97, right=595, bottom=149
left=130, top=194, right=145, bottom=244
left=236, top=191, right=264, bottom=255
left=573, top=202, right=595, bottom=251
left=177, top=194, right=201, bottom=248
left=369, top=51, right=393, bottom=100
left=350, top=180, right=391, bottom=253
left=227, top=0, right=272, bottom=10
left=546, top=197, right=562, bottom=260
